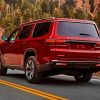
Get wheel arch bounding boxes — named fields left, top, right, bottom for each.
left=0, top=51, right=3, bottom=63
left=24, top=48, right=37, bottom=66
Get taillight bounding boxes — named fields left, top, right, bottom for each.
left=94, top=43, right=100, bottom=49
left=56, top=40, right=70, bottom=49
left=45, top=39, right=56, bottom=45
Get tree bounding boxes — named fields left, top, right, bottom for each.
left=53, top=7, right=64, bottom=18
left=61, top=3, right=75, bottom=18
left=94, top=11, right=100, bottom=29
left=0, top=0, right=100, bottom=37
left=49, top=0, right=55, bottom=15
left=67, top=0, right=76, bottom=7
left=32, top=1, right=43, bottom=20
left=89, top=0, right=94, bottom=13
left=1, top=14, right=16, bottom=34
left=75, top=8, right=89, bottom=19
left=41, top=0, right=50, bottom=14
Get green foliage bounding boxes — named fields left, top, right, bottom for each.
left=1, top=14, right=16, bottom=34
left=41, top=0, right=50, bottom=13
left=14, top=13, right=21, bottom=26
left=63, top=6, right=75, bottom=18
left=75, top=9, right=89, bottom=20
left=0, top=0, right=100, bottom=35
left=32, top=2, right=43, bottom=20
left=53, top=8, right=64, bottom=18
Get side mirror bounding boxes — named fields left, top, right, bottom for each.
left=1, top=34, right=8, bottom=41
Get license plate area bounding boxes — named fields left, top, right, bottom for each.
left=70, top=43, right=93, bottom=50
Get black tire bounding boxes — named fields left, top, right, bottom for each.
left=25, top=56, right=42, bottom=84
left=0, top=60, right=7, bottom=76
left=74, top=73, right=92, bottom=82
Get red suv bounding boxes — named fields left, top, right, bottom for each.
left=0, top=18, right=100, bottom=83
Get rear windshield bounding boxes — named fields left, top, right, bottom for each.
left=58, top=21, right=99, bottom=38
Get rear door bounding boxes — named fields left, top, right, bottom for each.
left=55, top=21, right=100, bottom=61
left=30, top=21, right=53, bottom=64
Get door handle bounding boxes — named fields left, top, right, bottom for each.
left=10, top=43, right=14, bottom=46
left=22, top=42, right=26, bottom=45
left=10, top=41, right=15, bottom=46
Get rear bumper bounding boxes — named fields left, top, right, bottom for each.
left=51, top=60, right=100, bottom=64
left=51, top=60, right=100, bottom=70
left=38, top=60, right=100, bottom=72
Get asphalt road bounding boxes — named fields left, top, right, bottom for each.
left=0, top=69, right=100, bottom=100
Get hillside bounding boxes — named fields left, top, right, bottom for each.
left=0, top=0, right=100, bottom=34
left=3, top=0, right=100, bottom=14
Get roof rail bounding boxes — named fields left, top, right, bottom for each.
left=33, top=17, right=55, bottom=22
left=41, top=17, right=55, bottom=20
left=21, top=17, right=55, bottom=25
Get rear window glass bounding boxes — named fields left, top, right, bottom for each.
left=58, top=21, right=99, bottom=38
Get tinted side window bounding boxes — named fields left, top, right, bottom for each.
left=19, top=25, right=32, bottom=39
left=33, top=22, right=51, bottom=37
left=8, top=29, right=19, bottom=41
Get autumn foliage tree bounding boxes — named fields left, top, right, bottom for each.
left=0, top=0, right=100, bottom=35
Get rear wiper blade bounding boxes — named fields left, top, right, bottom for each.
left=79, top=33, right=91, bottom=36
left=65, top=40, right=96, bottom=44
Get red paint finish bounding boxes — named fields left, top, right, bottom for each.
left=0, top=18, right=100, bottom=72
